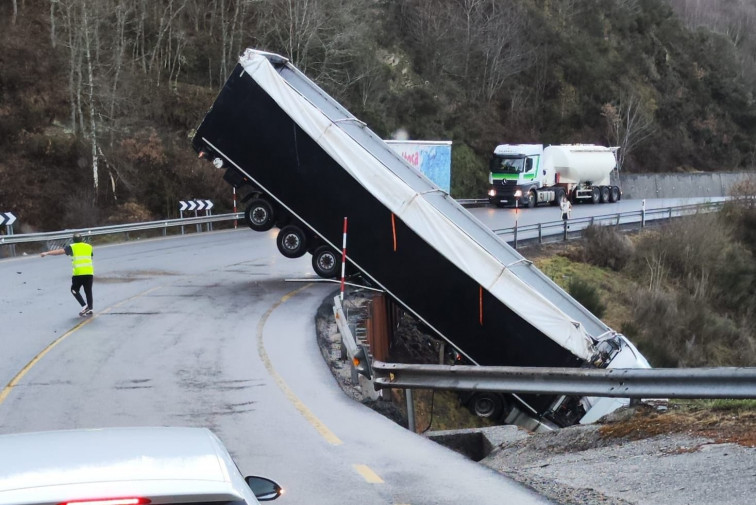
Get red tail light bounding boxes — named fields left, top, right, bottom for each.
left=59, top=498, right=151, bottom=505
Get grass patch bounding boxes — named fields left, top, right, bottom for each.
left=529, top=248, right=633, bottom=331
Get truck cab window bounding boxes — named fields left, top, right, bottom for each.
left=490, top=156, right=525, bottom=174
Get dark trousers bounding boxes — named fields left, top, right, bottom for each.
left=71, top=275, right=94, bottom=309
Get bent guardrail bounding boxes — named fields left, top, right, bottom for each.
left=333, top=295, right=372, bottom=380
left=371, top=361, right=756, bottom=399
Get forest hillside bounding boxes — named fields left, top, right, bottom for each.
left=1, top=0, right=755, bottom=231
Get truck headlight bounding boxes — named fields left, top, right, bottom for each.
left=487, top=189, right=496, bottom=197
left=212, top=157, right=224, bottom=169
left=514, top=189, right=522, bottom=198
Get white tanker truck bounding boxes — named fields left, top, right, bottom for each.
left=487, top=144, right=622, bottom=208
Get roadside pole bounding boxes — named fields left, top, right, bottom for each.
left=233, top=187, right=238, bottom=229
left=340, top=217, right=348, bottom=302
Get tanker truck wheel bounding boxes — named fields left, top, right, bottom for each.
left=609, top=186, right=621, bottom=202
left=590, top=186, right=601, bottom=204
left=244, top=198, right=275, bottom=232
left=311, top=245, right=340, bottom=279
left=525, top=190, right=536, bottom=208
left=276, top=225, right=308, bottom=258
left=599, top=186, right=610, bottom=203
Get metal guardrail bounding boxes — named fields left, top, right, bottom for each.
left=371, top=361, right=756, bottom=399
left=0, top=200, right=729, bottom=253
left=456, top=198, right=490, bottom=207
left=0, top=212, right=243, bottom=247
left=493, top=201, right=725, bottom=247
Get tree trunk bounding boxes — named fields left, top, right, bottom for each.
left=83, top=4, right=99, bottom=194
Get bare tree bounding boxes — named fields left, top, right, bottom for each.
left=602, top=94, right=656, bottom=173
left=82, top=0, right=99, bottom=193
left=477, top=1, right=530, bottom=101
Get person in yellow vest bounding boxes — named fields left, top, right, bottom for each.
left=40, top=233, right=94, bottom=317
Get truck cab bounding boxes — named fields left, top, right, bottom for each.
left=487, top=143, right=621, bottom=208
left=487, top=144, right=546, bottom=208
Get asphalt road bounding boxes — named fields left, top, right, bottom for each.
left=0, top=229, right=553, bottom=505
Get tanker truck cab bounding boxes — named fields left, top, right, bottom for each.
left=487, top=144, right=546, bottom=208
left=487, top=143, right=622, bottom=208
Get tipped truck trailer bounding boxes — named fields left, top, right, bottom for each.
left=192, top=49, right=649, bottom=431
left=487, top=144, right=622, bottom=208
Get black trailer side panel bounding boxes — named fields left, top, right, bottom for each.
left=194, top=67, right=582, bottom=384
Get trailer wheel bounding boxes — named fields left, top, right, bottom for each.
left=590, top=186, right=601, bottom=204
left=609, top=185, right=620, bottom=202
left=526, top=191, right=536, bottom=208
left=244, top=198, right=275, bottom=232
left=276, top=225, right=308, bottom=258
left=469, top=392, right=504, bottom=419
left=311, top=245, right=340, bottom=279
left=600, top=186, right=610, bottom=203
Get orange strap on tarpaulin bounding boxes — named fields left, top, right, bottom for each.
left=391, top=213, right=397, bottom=252
left=479, top=286, right=484, bottom=326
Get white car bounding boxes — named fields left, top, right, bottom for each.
left=0, top=426, right=282, bottom=505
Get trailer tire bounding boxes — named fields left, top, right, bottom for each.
left=469, top=392, right=504, bottom=419
left=244, top=198, right=275, bottom=232
left=609, top=185, right=620, bottom=202
left=276, top=225, right=308, bottom=258
left=311, top=245, right=340, bottom=279
left=600, top=185, right=610, bottom=203
left=526, top=191, right=536, bottom=208
left=590, top=186, right=601, bottom=204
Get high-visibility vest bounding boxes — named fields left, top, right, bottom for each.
left=70, top=242, right=94, bottom=276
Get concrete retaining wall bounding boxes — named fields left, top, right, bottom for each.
left=611, top=172, right=753, bottom=200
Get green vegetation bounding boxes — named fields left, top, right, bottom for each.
left=533, top=201, right=756, bottom=368
left=1, top=1, right=756, bottom=231
left=568, top=278, right=607, bottom=319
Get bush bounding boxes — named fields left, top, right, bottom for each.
left=568, top=278, right=606, bottom=319
left=581, top=224, right=635, bottom=271
left=621, top=286, right=756, bottom=368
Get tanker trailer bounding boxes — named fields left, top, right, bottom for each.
left=487, top=144, right=622, bottom=208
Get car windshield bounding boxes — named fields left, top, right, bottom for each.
left=490, top=156, right=525, bottom=174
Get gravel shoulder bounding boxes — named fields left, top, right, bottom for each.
left=479, top=408, right=756, bottom=505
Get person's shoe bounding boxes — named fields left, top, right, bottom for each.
left=79, top=306, right=90, bottom=317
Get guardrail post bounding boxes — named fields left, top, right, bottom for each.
left=406, top=389, right=416, bottom=433
left=616, top=214, right=621, bottom=226
left=513, top=221, right=518, bottom=249
left=669, top=208, right=673, bottom=220
left=538, top=223, right=542, bottom=244
left=7, top=225, right=16, bottom=258
left=641, top=199, right=646, bottom=227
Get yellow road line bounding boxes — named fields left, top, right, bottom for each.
left=353, top=464, right=384, bottom=484
left=257, top=284, right=343, bottom=446
left=0, top=286, right=162, bottom=408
